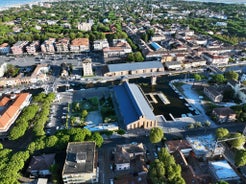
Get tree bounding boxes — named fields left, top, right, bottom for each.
left=149, top=159, right=166, bottom=183
left=88, top=132, right=104, bottom=147
left=149, top=127, right=164, bottom=144
left=0, top=143, right=3, bottom=150
left=127, top=53, right=135, bottom=61
left=134, top=51, right=144, bottom=62
left=45, top=135, right=58, bottom=148
left=216, top=128, right=229, bottom=139
left=229, top=133, right=246, bottom=149
left=212, top=74, right=226, bottom=84
left=81, top=109, right=88, bottom=119
left=224, top=71, right=239, bottom=81
left=194, top=73, right=202, bottom=82
left=235, top=149, right=246, bottom=167
left=5, top=64, right=19, bottom=77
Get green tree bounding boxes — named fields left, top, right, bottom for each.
left=224, top=71, right=239, bottom=81
left=216, top=128, right=229, bottom=139
left=194, top=73, right=202, bottom=81
left=212, top=74, right=226, bottom=84
left=81, top=109, right=88, bottom=119
left=5, top=64, right=19, bottom=77
left=134, top=51, right=144, bottom=62
left=235, top=149, right=246, bottom=167
left=229, top=133, right=246, bottom=149
left=149, top=159, right=166, bottom=183
left=127, top=53, right=135, bottom=61
left=88, top=132, right=104, bottom=147
left=69, top=128, right=91, bottom=142
left=45, top=135, right=58, bottom=148
left=149, top=127, right=164, bottom=144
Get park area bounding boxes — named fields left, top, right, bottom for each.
left=68, top=96, right=117, bottom=128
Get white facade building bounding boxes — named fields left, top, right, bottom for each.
left=82, top=58, right=93, bottom=76
left=93, top=39, right=109, bottom=51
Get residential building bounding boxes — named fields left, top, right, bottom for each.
left=11, top=41, right=29, bottom=55
left=27, top=153, right=56, bottom=177
left=186, top=134, right=223, bottom=158
left=228, top=80, right=246, bottom=104
left=62, top=142, right=98, bottom=184
left=29, top=63, right=49, bottom=83
left=0, top=64, right=49, bottom=87
left=182, top=55, right=206, bottom=69
left=0, top=62, right=7, bottom=77
left=0, top=43, right=10, bottom=55
left=82, top=58, right=93, bottom=76
left=209, top=160, right=240, bottom=182
left=150, top=42, right=163, bottom=51
left=172, top=150, right=211, bottom=184
left=26, top=40, right=40, bottom=55
left=70, top=38, right=90, bottom=52
left=77, top=22, right=93, bottom=31
left=114, top=143, right=146, bottom=171
left=212, top=107, right=236, bottom=123
left=41, top=38, right=56, bottom=54
left=202, top=52, right=229, bottom=65
left=93, top=39, right=109, bottom=51
left=103, top=39, right=132, bottom=59
left=164, top=61, right=182, bottom=70
left=151, top=33, right=166, bottom=42
left=161, top=54, right=174, bottom=63
left=0, top=93, right=31, bottom=133
left=113, top=82, right=157, bottom=130
left=203, top=86, right=223, bottom=103
left=104, top=61, right=164, bottom=77
left=165, top=140, right=192, bottom=156
left=55, top=38, right=70, bottom=53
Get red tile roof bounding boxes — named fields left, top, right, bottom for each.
left=0, top=96, right=11, bottom=106
left=0, top=93, right=30, bottom=131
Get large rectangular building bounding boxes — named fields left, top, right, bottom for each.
left=62, top=142, right=98, bottom=184
left=11, top=41, right=29, bottom=55
left=113, top=82, right=157, bottom=130
left=70, top=38, right=90, bottom=52
left=0, top=93, right=31, bottom=133
left=104, top=61, right=164, bottom=77
left=55, top=38, right=70, bottom=53
left=41, top=38, right=56, bottom=54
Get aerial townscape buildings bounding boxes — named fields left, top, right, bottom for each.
left=0, top=0, right=245, bottom=184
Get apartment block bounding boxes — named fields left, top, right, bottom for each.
left=93, top=39, right=109, bottom=51
left=77, top=22, right=93, bottom=31
left=11, top=41, right=29, bottom=55
left=62, top=142, right=98, bottom=184
left=26, top=40, right=40, bottom=55
left=41, top=38, right=56, bottom=54
left=0, top=43, right=10, bottom=55
left=82, top=58, right=93, bottom=76
left=55, top=38, right=70, bottom=53
left=70, top=38, right=90, bottom=52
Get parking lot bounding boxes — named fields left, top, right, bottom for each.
left=45, top=91, right=73, bottom=134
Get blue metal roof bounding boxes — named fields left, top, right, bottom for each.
left=150, top=42, right=162, bottom=51
left=114, top=82, right=156, bottom=126
left=108, top=61, right=163, bottom=72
